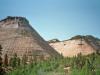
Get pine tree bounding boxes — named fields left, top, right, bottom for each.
left=0, top=45, right=5, bottom=75
left=4, top=54, right=8, bottom=67
left=17, top=57, right=20, bottom=66
left=22, top=54, right=28, bottom=66
left=0, top=45, right=2, bottom=67
left=10, top=53, right=18, bottom=68
left=75, top=53, right=85, bottom=69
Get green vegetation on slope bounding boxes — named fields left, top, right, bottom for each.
left=6, top=53, right=100, bottom=75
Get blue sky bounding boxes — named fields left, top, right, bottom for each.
left=0, top=0, right=100, bottom=40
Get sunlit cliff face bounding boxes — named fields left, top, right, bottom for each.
left=49, top=35, right=100, bottom=57
left=0, top=16, right=60, bottom=61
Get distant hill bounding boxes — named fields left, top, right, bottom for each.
left=49, top=35, right=100, bottom=57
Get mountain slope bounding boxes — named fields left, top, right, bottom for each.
left=0, top=16, right=60, bottom=60
left=49, top=35, right=100, bottom=57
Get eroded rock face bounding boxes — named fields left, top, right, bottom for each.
left=49, top=36, right=100, bottom=57
left=0, top=16, right=59, bottom=60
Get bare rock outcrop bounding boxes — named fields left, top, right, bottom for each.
left=49, top=35, right=100, bottom=57
left=0, top=16, right=60, bottom=60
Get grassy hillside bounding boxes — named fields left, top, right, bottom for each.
left=6, top=53, right=100, bottom=75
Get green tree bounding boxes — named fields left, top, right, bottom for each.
left=22, top=54, right=28, bottom=66
left=4, top=54, right=8, bottom=67
left=0, top=45, right=2, bottom=67
left=17, top=57, right=20, bottom=66
left=0, top=45, right=5, bottom=75
left=10, top=53, right=18, bottom=68
left=74, top=53, right=85, bottom=69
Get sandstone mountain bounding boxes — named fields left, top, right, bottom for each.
left=49, top=35, right=100, bottom=57
left=0, top=16, right=59, bottom=60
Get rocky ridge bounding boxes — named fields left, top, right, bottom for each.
left=49, top=35, right=100, bottom=57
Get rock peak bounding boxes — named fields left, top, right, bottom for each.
left=0, top=16, right=27, bottom=22
left=0, top=16, right=60, bottom=60
left=0, top=16, right=29, bottom=28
